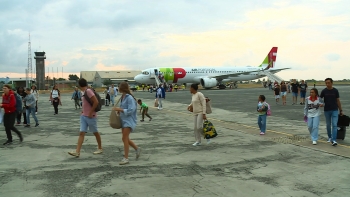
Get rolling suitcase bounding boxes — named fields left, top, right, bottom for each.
left=338, top=115, right=350, bottom=126
left=337, top=126, right=346, bottom=140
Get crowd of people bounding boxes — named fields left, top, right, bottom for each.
left=0, top=77, right=345, bottom=165
left=262, top=78, right=344, bottom=146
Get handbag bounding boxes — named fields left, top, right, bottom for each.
left=203, top=119, right=218, bottom=139
left=109, top=97, right=122, bottom=129
left=205, top=98, right=212, bottom=114
left=154, top=99, right=159, bottom=107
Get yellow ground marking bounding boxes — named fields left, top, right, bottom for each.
left=152, top=106, right=350, bottom=149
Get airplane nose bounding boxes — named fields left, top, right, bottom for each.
left=134, top=75, right=141, bottom=82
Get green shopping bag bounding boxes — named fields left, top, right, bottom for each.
left=203, top=119, right=218, bottom=139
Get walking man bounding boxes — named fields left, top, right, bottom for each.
left=299, top=80, right=308, bottom=105
left=71, top=87, right=82, bottom=110
left=0, top=85, right=23, bottom=145
left=109, top=84, right=118, bottom=106
left=320, top=78, right=343, bottom=146
left=291, top=79, right=299, bottom=105
left=68, top=78, right=103, bottom=157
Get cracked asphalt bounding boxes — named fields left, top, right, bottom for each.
left=1, top=85, right=350, bottom=197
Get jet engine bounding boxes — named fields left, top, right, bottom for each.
left=200, top=78, right=218, bottom=89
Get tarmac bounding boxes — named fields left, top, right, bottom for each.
left=1, top=85, right=350, bottom=197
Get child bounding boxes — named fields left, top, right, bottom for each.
left=274, top=84, right=280, bottom=104
left=137, top=99, right=152, bottom=122
left=304, top=88, right=323, bottom=145
left=257, top=95, right=268, bottom=135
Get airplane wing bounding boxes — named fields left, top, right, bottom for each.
left=212, top=70, right=260, bottom=79
left=193, top=70, right=260, bottom=81
left=268, top=68, right=291, bottom=74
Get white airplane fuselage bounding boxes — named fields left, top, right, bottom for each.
left=134, top=66, right=278, bottom=85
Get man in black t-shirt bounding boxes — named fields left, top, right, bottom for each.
left=320, top=78, right=343, bottom=146
left=299, top=80, right=308, bottom=105
left=291, top=79, right=299, bottom=105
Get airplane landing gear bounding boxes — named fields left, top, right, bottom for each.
left=218, top=84, right=226, bottom=89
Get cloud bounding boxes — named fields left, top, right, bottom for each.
left=0, top=0, right=350, bottom=80
left=326, top=53, right=340, bottom=61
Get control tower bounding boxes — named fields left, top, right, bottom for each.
left=34, top=52, right=46, bottom=90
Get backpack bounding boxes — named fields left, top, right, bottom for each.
left=14, top=93, right=23, bottom=112
left=265, top=102, right=271, bottom=116
left=84, top=88, right=102, bottom=112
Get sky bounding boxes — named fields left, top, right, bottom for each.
left=0, top=0, right=349, bottom=81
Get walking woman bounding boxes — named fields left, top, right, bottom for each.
left=0, top=85, right=23, bottom=145
left=31, top=85, right=39, bottom=114
left=24, top=88, right=39, bottom=127
left=50, top=84, right=61, bottom=115
left=187, top=84, right=209, bottom=146
left=155, top=84, right=165, bottom=110
left=304, top=88, right=324, bottom=145
left=16, top=87, right=27, bottom=125
left=113, top=82, right=141, bottom=165
left=280, top=81, right=288, bottom=105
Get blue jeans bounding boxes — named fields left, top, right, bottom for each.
left=110, top=95, right=115, bottom=105
left=258, top=115, right=267, bottom=133
left=26, top=107, right=38, bottom=125
left=307, top=116, right=319, bottom=141
left=324, top=110, right=339, bottom=141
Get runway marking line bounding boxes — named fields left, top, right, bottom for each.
left=152, top=107, right=350, bottom=149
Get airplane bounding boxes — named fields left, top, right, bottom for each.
left=134, top=47, right=290, bottom=89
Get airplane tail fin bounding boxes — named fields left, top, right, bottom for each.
left=258, top=47, right=278, bottom=70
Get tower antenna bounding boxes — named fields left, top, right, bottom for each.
left=28, top=33, right=33, bottom=82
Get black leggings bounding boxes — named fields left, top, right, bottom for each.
left=53, top=100, right=59, bottom=114
left=4, top=112, right=22, bottom=142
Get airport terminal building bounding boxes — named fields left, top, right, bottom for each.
left=80, top=71, right=140, bottom=87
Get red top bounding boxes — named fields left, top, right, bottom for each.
left=1, top=90, right=16, bottom=114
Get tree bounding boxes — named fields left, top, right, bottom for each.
left=102, top=79, right=113, bottom=86
left=68, top=74, right=79, bottom=81
left=58, top=78, right=66, bottom=81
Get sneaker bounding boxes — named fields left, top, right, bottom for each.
left=312, top=141, right=317, bottom=145
left=3, top=140, right=12, bottom=145
left=16, top=122, right=21, bottom=125
left=300, top=102, right=303, bottom=105
left=136, top=148, right=141, bottom=160
left=260, top=132, right=265, bottom=135
left=35, top=123, right=39, bottom=127
left=140, top=120, right=144, bottom=122
left=35, top=112, right=38, bottom=115
left=149, top=118, right=152, bottom=121
left=207, top=139, right=211, bottom=144
left=93, top=149, right=103, bottom=154
left=332, top=141, right=338, bottom=146
left=192, top=142, right=201, bottom=146
left=68, top=151, right=80, bottom=157
left=327, top=138, right=332, bottom=143
left=119, top=158, right=129, bottom=165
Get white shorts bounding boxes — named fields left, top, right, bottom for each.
left=275, top=95, right=280, bottom=99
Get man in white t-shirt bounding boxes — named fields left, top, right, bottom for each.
left=68, top=78, right=103, bottom=157
left=109, top=84, right=118, bottom=106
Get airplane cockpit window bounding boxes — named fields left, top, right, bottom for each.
left=142, top=71, right=149, bottom=75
